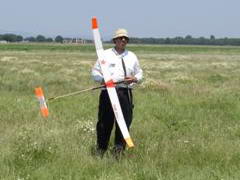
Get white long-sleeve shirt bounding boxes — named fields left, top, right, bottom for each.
left=92, top=48, right=143, bottom=88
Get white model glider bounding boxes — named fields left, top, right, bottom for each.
left=92, top=17, right=134, bottom=148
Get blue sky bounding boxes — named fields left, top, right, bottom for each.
left=1, top=0, right=239, bottom=39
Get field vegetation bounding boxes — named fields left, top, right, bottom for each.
left=0, top=43, right=240, bottom=179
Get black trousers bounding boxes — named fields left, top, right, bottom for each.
left=96, top=88, right=133, bottom=151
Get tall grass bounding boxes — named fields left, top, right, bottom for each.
left=0, top=43, right=240, bottom=179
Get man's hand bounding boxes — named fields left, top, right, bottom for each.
left=124, top=76, right=138, bottom=84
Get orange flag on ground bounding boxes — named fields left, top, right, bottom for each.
left=35, top=87, right=49, bottom=117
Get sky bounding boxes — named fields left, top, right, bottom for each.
left=0, top=0, right=239, bottom=40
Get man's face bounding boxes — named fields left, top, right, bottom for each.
left=115, top=36, right=129, bottom=49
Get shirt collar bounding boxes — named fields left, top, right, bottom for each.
left=112, top=48, right=128, bottom=58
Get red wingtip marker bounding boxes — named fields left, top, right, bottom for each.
left=92, top=17, right=98, bottom=29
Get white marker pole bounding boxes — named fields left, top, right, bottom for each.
left=92, top=17, right=134, bottom=148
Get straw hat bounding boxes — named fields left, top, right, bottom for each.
left=113, top=28, right=129, bottom=39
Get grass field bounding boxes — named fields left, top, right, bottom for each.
left=1, top=43, right=240, bottom=180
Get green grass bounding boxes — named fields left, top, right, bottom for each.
left=1, top=43, right=240, bottom=179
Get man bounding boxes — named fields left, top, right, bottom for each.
left=91, top=28, right=143, bottom=156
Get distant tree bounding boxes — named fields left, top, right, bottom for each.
left=36, top=35, right=46, bottom=42
left=2, top=34, right=17, bottom=42
left=24, top=36, right=36, bottom=42
left=209, top=35, right=216, bottom=45
left=165, top=37, right=171, bottom=44
left=55, top=35, right=63, bottom=43
left=16, top=35, right=23, bottom=42
left=223, top=37, right=229, bottom=45
left=184, top=35, right=193, bottom=44
left=46, top=38, right=53, bottom=42
left=210, top=35, right=215, bottom=40
left=173, top=36, right=184, bottom=44
left=185, top=35, right=192, bottom=39
left=198, top=37, right=206, bottom=45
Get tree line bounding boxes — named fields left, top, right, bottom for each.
left=129, top=35, right=240, bottom=46
left=0, top=34, right=64, bottom=43
left=1, top=33, right=240, bottom=46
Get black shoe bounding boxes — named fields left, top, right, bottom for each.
left=112, top=145, right=124, bottom=160
left=91, top=146, right=106, bottom=158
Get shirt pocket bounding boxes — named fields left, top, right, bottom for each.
left=109, top=63, right=116, bottom=76
left=109, top=63, right=116, bottom=67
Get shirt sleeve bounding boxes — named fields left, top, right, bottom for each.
left=91, top=60, right=104, bottom=83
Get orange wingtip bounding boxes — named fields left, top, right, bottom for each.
left=34, top=87, right=49, bottom=117
left=41, top=107, right=49, bottom=117
left=92, top=17, right=98, bottom=29
left=125, top=137, right=134, bottom=148
left=35, top=87, right=43, bottom=97
left=105, top=80, right=115, bottom=88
